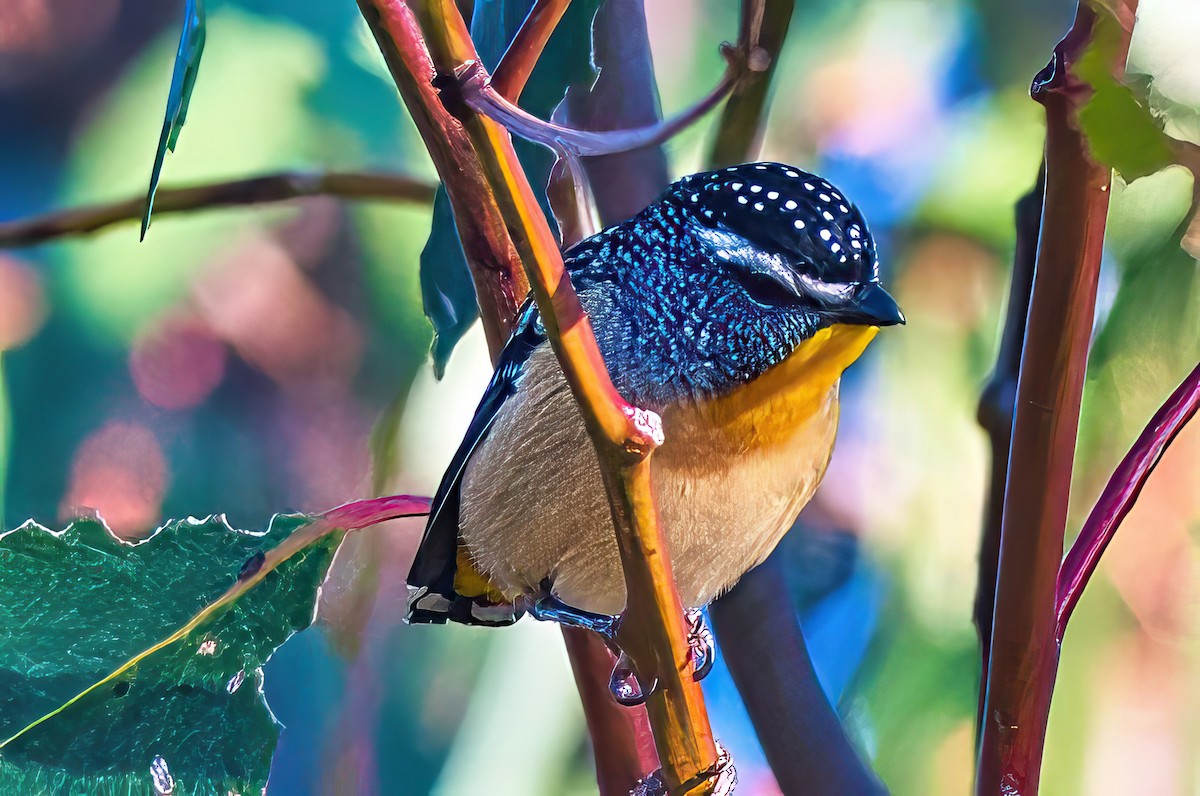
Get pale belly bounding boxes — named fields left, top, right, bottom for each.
left=458, top=344, right=843, bottom=615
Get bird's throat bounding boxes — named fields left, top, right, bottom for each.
left=674, top=323, right=879, bottom=445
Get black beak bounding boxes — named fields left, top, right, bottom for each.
left=846, top=282, right=905, bottom=327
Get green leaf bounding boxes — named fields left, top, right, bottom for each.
left=0, top=513, right=339, bottom=795
left=142, top=0, right=207, bottom=240
left=422, top=0, right=601, bottom=375
left=1073, top=9, right=1175, bottom=181
left=61, top=11, right=325, bottom=345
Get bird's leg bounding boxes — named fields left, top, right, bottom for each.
left=686, top=608, right=716, bottom=682
left=519, top=584, right=666, bottom=706
left=520, top=586, right=620, bottom=639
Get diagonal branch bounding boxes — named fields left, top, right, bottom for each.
left=410, top=1, right=721, bottom=792
left=1055, top=361, right=1200, bottom=638
left=490, top=0, right=573, bottom=102
left=358, top=0, right=529, bottom=358
left=0, top=171, right=437, bottom=248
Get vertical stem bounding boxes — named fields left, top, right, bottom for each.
left=562, top=627, right=660, bottom=793
left=705, top=0, right=791, bottom=168
left=976, top=4, right=1132, bottom=792
left=974, top=167, right=1043, bottom=731
left=563, top=0, right=670, bottom=224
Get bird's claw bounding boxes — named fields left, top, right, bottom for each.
left=686, top=609, right=716, bottom=682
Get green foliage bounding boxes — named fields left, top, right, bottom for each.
left=143, top=0, right=207, bottom=239
left=1074, top=9, right=1175, bottom=181
left=0, top=514, right=338, bottom=795
left=59, top=9, right=326, bottom=344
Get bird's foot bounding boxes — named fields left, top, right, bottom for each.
left=607, top=610, right=713, bottom=706
left=686, top=609, right=716, bottom=682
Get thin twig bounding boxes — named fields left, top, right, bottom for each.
left=0, top=171, right=437, bottom=248
left=1055, top=362, right=1200, bottom=638
left=412, top=1, right=722, bottom=792
left=976, top=3, right=1135, bottom=793
left=490, top=0, right=573, bottom=101
left=458, top=50, right=747, bottom=159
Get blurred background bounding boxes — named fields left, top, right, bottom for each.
left=1, top=0, right=1197, bottom=793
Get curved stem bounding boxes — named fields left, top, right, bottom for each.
left=1055, top=362, right=1200, bottom=639
left=458, top=51, right=743, bottom=159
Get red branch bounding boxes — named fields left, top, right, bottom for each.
left=324, top=494, right=432, bottom=528
left=1055, top=362, right=1200, bottom=638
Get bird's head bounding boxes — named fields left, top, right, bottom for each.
left=664, top=162, right=904, bottom=330
left=573, top=162, right=903, bottom=405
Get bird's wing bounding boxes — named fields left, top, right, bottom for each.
left=406, top=297, right=547, bottom=626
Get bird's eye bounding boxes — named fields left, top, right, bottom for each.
left=734, top=270, right=798, bottom=307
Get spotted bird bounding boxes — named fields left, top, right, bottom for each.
left=406, top=162, right=903, bottom=652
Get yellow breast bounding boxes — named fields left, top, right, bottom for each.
left=659, top=323, right=879, bottom=463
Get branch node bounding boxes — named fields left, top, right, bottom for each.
left=622, top=405, right=664, bottom=457
left=630, top=741, right=737, bottom=796
left=746, top=46, right=771, bottom=73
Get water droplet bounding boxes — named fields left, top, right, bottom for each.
left=608, top=653, right=655, bottom=706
